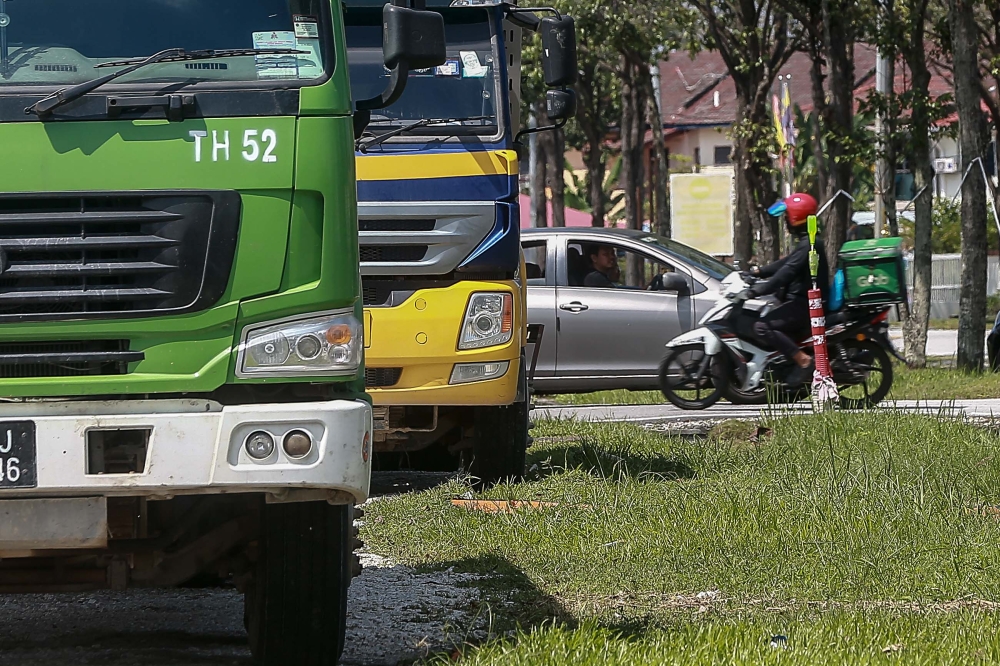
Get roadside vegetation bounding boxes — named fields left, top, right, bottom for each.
left=550, top=364, right=1000, bottom=406
left=362, top=414, right=1000, bottom=663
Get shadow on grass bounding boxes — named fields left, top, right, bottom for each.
left=527, top=440, right=696, bottom=482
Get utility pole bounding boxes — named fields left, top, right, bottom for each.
left=528, top=110, right=539, bottom=227
left=874, top=42, right=892, bottom=238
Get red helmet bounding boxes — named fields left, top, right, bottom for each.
left=767, top=192, right=818, bottom=226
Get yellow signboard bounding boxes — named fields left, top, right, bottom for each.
left=670, top=172, right=734, bottom=256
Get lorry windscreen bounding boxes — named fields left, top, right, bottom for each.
left=345, top=7, right=499, bottom=136
left=0, top=0, right=330, bottom=87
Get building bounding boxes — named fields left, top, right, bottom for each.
left=655, top=45, right=991, bottom=202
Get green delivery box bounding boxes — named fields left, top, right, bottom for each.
left=838, top=237, right=906, bottom=306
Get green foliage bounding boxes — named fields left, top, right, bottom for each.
left=899, top=197, right=999, bottom=254
left=791, top=107, right=875, bottom=206
left=564, top=156, right=624, bottom=217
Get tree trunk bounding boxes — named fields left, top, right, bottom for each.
left=900, top=25, right=932, bottom=368
left=549, top=127, right=566, bottom=227
left=820, top=1, right=855, bottom=278
left=732, top=98, right=755, bottom=267
left=584, top=138, right=607, bottom=227
left=882, top=55, right=899, bottom=237
left=949, top=0, right=989, bottom=371
left=808, top=40, right=830, bottom=198
left=645, top=75, right=670, bottom=238
left=621, top=57, right=646, bottom=286
left=530, top=102, right=548, bottom=228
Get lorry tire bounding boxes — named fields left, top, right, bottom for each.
left=470, top=359, right=529, bottom=487
left=246, top=500, right=353, bottom=666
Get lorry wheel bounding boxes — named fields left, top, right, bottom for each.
left=246, top=500, right=353, bottom=666
left=470, top=359, right=529, bottom=487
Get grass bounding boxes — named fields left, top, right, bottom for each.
left=549, top=364, right=1000, bottom=405
left=362, top=413, right=1000, bottom=663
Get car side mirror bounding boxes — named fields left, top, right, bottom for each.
left=540, top=16, right=577, bottom=87
left=661, top=273, right=690, bottom=294
left=355, top=3, right=446, bottom=113
left=546, top=88, right=576, bottom=122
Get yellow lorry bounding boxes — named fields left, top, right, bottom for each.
left=345, top=0, right=576, bottom=483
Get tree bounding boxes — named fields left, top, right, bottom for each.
left=895, top=0, right=940, bottom=368
left=947, top=0, right=989, bottom=371
left=780, top=0, right=869, bottom=276
left=690, top=0, right=798, bottom=264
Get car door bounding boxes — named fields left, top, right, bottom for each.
left=523, top=237, right=557, bottom=377
left=555, top=240, right=685, bottom=381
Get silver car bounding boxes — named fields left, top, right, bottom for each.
left=522, top=228, right=733, bottom=392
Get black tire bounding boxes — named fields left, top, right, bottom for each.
left=470, top=358, right=529, bottom=487
left=659, top=343, right=722, bottom=410
left=838, top=339, right=894, bottom=409
left=246, top=501, right=353, bottom=666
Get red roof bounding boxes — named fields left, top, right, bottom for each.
left=658, top=44, right=963, bottom=128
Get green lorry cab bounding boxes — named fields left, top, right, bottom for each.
left=0, top=1, right=442, bottom=662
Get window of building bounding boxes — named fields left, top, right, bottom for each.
left=713, top=145, right=732, bottom=165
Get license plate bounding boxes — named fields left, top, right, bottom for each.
left=0, top=422, right=36, bottom=488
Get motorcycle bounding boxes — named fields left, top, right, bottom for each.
left=658, top=272, right=900, bottom=410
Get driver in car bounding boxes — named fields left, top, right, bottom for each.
left=746, top=192, right=828, bottom=386
left=583, top=244, right=620, bottom=287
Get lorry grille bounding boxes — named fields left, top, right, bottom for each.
left=0, top=340, right=141, bottom=377
left=359, top=246, right=427, bottom=263
left=357, top=202, right=496, bottom=277
left=0, top=191, right=241, bottom=321
left=359, top=219, right=435, bottom=232
left=366, top=367, right=402, bottom=388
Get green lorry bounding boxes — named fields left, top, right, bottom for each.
left=0, top=0, right=442, bottom=662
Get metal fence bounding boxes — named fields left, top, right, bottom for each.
left=900, top=254, right=1000, bottom=320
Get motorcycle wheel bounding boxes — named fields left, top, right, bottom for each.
left=659, top=343, right=723, bottom=410
left=837, top=339, right=894, bottom=409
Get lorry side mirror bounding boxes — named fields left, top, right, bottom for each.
left=540, top=15, right=577, bottom=87
left=545, top=88, right=576, bottom=122
left=382, top=4, right=447, bottom=71
left=356, top=3, right=446, bottom=113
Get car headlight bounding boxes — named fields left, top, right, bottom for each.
left=458, top=292, right=513, bottom=350
left=238, top=311, right=363, bottom=377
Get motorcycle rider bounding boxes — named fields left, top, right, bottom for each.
left=746, top=192, right=828, bottom=386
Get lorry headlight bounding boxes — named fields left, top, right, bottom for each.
left=239, top=311, right=363, bottom=377
left=458, top=293, right=513, bottom=350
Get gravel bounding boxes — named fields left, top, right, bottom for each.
left=0, top=554, right=488, bottom=666
left=0, top=472, right=489, bottom=666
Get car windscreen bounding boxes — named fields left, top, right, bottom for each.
left=638, top=235, right=734, bottom=281
left=345, top=7, right=499, bottom=135
left=0, top=0, right=330, bottom=86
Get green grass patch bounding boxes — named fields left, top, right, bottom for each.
left=442, top=612, right=1000, bottom=665
left=362, top=413, right=1000, bottom=662
left=550, top=364, right=1000, bottom=405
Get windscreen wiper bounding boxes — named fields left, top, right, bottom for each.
left=25, top=47, right=306, bottom=118
left=357, top=115, right=493, bottom=152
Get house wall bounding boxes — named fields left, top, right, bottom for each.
left=665, top=126, right=733, bottom=172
